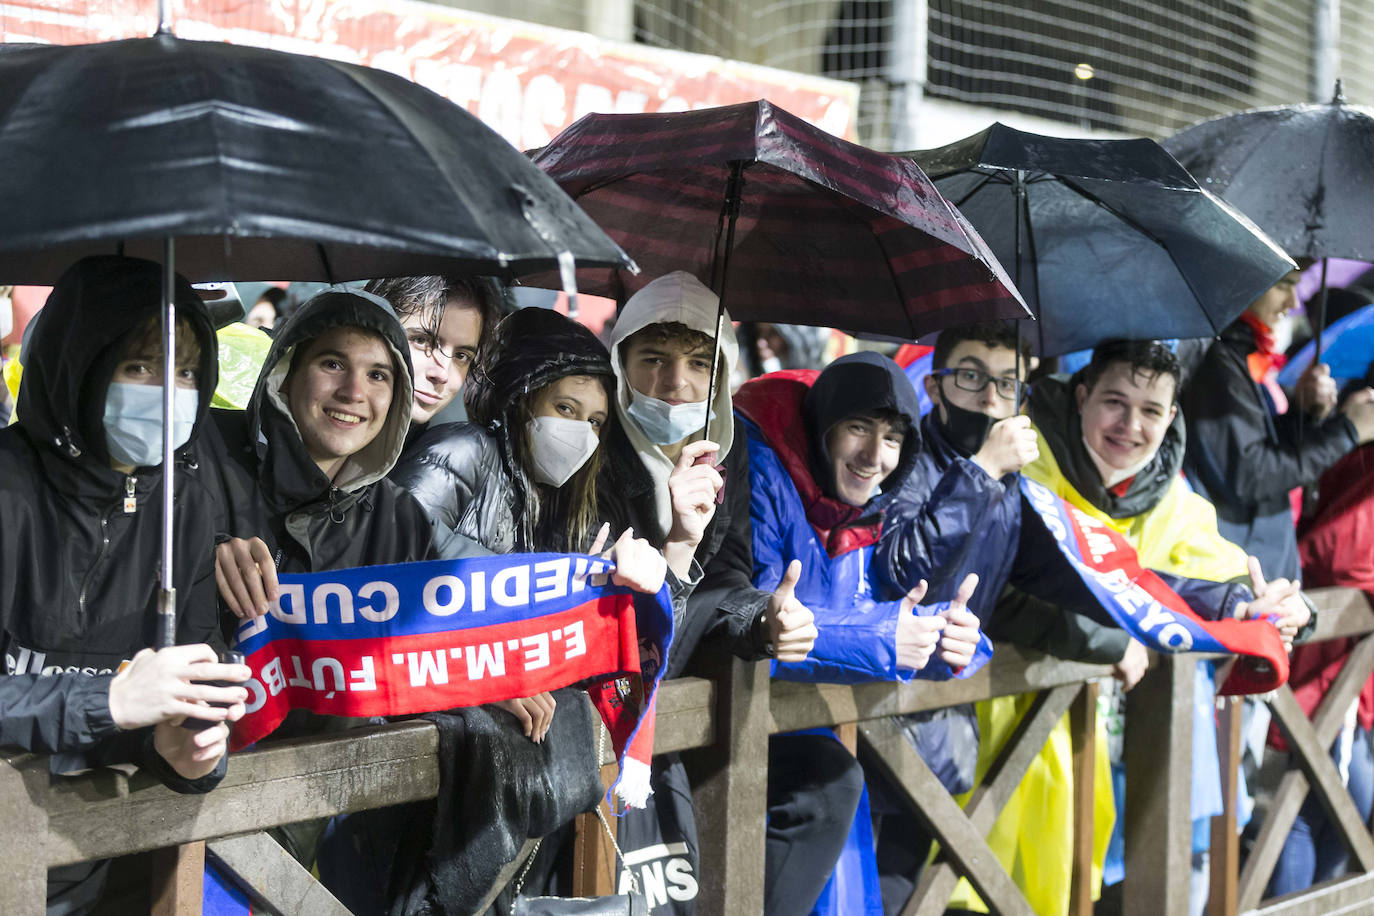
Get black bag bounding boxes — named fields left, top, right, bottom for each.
left=513, top=791, right=650, bottom=916
left=613, top=754, right=700, bottom=916
left=896, top=703, right=980, bottom=795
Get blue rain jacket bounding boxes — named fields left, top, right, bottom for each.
left=735, top=358, right=992, bottom=684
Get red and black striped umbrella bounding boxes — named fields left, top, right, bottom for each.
left=528, top=100, right=1029, bottom=339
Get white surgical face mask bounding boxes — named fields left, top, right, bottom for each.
left=527, top=415, right=600, bottom=487
left=625, top=393, right=713, bottom=446
left=103, top=383, right=199, bottom=469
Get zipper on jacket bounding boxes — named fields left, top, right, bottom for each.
left=78, top=476, right=131, bottom=623
left=122, top=475, right=137, bottom=514
left=328, top=486, right=346, bottom=523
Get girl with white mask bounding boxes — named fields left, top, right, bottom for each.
left=391, top=306, right=671, bottom=744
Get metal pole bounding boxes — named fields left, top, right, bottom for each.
left=702, top=162, right=745, bottom=441
left=158, top=239, right=177, bottom=649
left=1311, top=0, right=1341, bottom=104
left=887, top=0, right=928, bottom=151
left=1014, top=171, right=1027, bottom=412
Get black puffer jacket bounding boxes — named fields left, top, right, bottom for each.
left=211, top=288, right=434, bottom=577
left=0, top=256, right=223, bottom=765
left=391, top=307, right=615, bottom=557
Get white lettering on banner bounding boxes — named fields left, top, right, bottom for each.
left=423, top=575, right=466, bottom=616
left=272, top=583, right=307, bottom=624
left=1023, top=479, right=1196, bottom=652
left=358, top=581, right=399, bottom=622
left=467, top=642, right=506, bottom=680
left=349, top=656, right=377, bottom=691
left=313, top=582, right=354, bottom=624
left=491, top=566, right=530, bottom=607
left=394, top=650, right=449, bottom=687
left=533, top=558, right=571, bottom=602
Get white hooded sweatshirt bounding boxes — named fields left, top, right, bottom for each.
left=610, top=271, right=739, bottom=539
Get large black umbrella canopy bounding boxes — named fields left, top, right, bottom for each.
left=908, top=122, right=1296, bottom=357
left=0, top=34, right=631, bottom=284
left=528, top=100, right=1029, bottom=340
left=1162, top=87, right=1374, bottom=261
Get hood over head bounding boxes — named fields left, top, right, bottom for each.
left=18, top=255, right=217, bottom=474
left=735, top=355, right=920, bottom=557
left=1029, top=372, right=1186, bottom=519
left=609, top=271, right=739, bottom=536
left=248, top=287, right=414, bottom=502
left=464, top=306, right=614, bottom=430
left=610, top=271, right=738, bottom=459
left=804, top=351, right=923, bottom=502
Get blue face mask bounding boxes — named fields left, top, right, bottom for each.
left=625, top=393, right=714, bottom=446
left=103, top=382, right=199, bottom=469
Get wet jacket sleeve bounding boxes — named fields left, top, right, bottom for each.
left=872, top=457, right=1013, bottom=599
left=689, top=428, right=773, bottom=663
left=1157, top=571, right=1252, bottom=622
left=989, top=585, right=1132, bottom=664
left=0, top=673, right=116, bottom=754
left=749, top=449, right=991, bottom=683
left=1184, top=343, right=1356, bottom=507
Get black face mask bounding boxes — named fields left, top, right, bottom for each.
left=936, top=400, right=997, bottom=457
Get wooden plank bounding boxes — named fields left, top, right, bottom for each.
left=0, top=755, right=50, bottom=916
left=690, top=657, right=772, bottom=916
left=835, top=722, right=858, bottom=755
left=1123, top=654, right=1194, bottom=916
left=1241, top=870, right=1374, bottom=916
left=860, top=716, right=1036, bottom=916
left=43, top=720, right=441, bottom=866
left=1069, top=682, right=1098, bottom=916
left=150, top=842, right=205, bottom=916
left=1268, top=686, right=1374, bottom=870
left=1238, top=634, right=1374, bottom=911
left=770, top=645, right=1115, bottom=734
left=1304, top=588, right=1374, bottom=643
left=909, top=685, right=1081, bottom=916
left=208, top=832, right=354, bottom=916
left=1208, top=696, right=1243, bottom=916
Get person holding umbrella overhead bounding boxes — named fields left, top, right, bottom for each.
left=0, top=256, right=249, bottom=912
left=1180, top=270, right=1374, bottom=583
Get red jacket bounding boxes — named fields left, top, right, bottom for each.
left=1272, top=445, right=1374, bottom=750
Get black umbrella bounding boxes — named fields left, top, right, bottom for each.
left=0, top=34, right=633, bottom=646
left=1163, top=82, right=1374, bottom=354
left=907, top=122, right=1297, bottom=358
left=0, top=34, right=630, bottom=284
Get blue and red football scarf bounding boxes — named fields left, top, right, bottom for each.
left=1020, top=477, right=1289, bottom=695
left=229, top=551, right=673, bottom=807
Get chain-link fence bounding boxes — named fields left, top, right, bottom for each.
left=598, top=0, right=1360, bottom=147
left=7, top=0, right=1368, bottom=148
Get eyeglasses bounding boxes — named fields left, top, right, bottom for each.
left=933, top=367, right=1027, bottom=400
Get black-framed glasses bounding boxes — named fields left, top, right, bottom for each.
left=933, top=367, right=1027, bottom=400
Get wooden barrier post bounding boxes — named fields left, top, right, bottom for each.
left=1069, top=681, right=1099, bottom=916
left=1123, top=653, right=1194, bottom=916
left=688, top=656, right=771, bottom=916
left=1208, top=696, right=1242, bottom=916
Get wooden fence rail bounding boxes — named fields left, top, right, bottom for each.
left=2, top=588, right=1371, bottom=915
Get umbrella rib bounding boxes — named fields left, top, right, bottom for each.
left=948, top=170, right=1004, bottom=210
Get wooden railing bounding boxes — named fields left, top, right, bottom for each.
left=2, top=588, right=1371, bottom=916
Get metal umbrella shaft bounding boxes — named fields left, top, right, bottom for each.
left=157, top=239, right=177, bottom=649
left=702, top=162, right=746, bottom=441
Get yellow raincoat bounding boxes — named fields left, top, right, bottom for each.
left=944, top=416, right=1247, bottom=915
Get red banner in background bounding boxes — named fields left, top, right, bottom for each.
left=0, top=0, right=857, bottom=148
